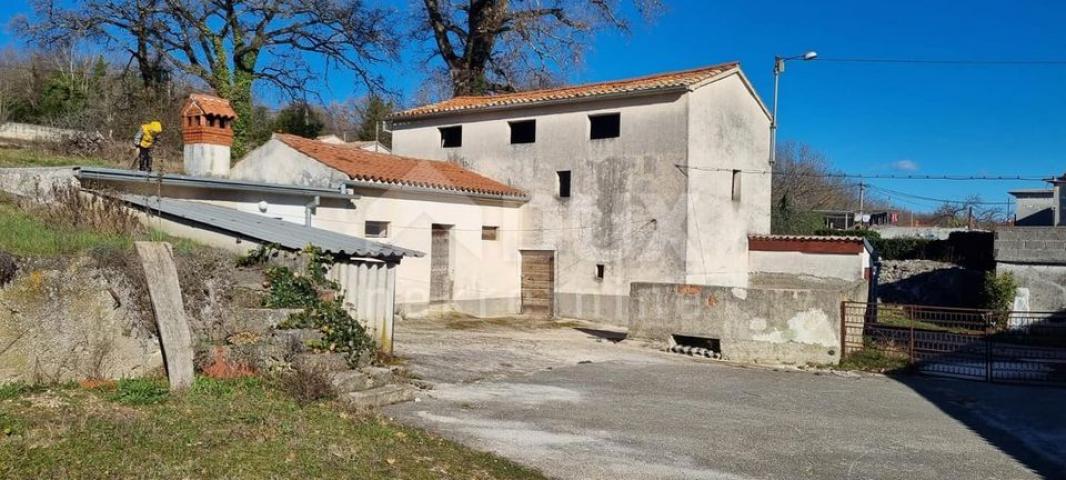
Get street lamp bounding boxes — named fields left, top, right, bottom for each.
left=769, top=50, right=817, bottom=167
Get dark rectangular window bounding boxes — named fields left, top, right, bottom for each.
left=557, top=170, right=571, bottom=198
left=439, top=125, right=462, bottom=148
left=731, top=170, right=742, bottom=202
left=595, top=264, right=605, bottom=280
left=589, top=113, right=620, bottom=139
left=509, top=120, right=536, bottom=144
left=365, top=221, right=389, bottom=238
left=482, top=226, right=498, bottom=241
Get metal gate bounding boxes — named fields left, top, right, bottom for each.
left=842, top=302, right=1066, bottom=386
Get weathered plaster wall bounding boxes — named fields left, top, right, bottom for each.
left=994, top=227, right=1066, bottom=312
left=391, top=93, right=694, bottom=323
left=750, top=250, right=867, bottom=282
left=230, top=139, right=350, bottom=188
left=0, top=167, right=78, bottom=201
left=685, top=73, right=771, bottom=287
left=183, top=143, right=232, bottom=177
left=629, top=280, right=862, bottom=365
left=0, top=258, right=163, bottom=383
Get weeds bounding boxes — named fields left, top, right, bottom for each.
left=0, top=382, right=43, bottom=400
left=838, top=348, right=911, bottom=373
left=108, top=378, right=169, bottom=405
left=275, top=368, right=336, bottom=406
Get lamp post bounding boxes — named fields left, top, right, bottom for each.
left=769, top=51, right=817, bottom=167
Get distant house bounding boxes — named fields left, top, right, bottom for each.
left=388, top=61, right=772, bottom=321
left=316, top=135, right=391, bottom=153
left=816, top=209, right=897, bottom=230
left=1009, top=188, right=1055, bottom=226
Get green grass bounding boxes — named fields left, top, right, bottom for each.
left=0, top=202, right=132, bottom=256
left=0, top=200, right=204, bottom=257
left=838, top=348, right=911, bottom=373
left=0, top=377, right=546, bottom=479
left=0, top=147, right=120, bottom=169
left=876, top=308, right=985, bottom=335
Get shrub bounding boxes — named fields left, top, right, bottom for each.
left=814, top=228, right=881, bottom=240
left=276, top=367, right=335, bottom=406
left=235, top=243, right=279, bottom=267
left=983, top=271, right=1017, bottom=311
left=266, top=246, right=374, bottom=367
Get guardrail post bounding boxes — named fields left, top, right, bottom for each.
left=839, top=301, right=847, bottom=358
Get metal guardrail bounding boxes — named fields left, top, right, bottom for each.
left=841, top=302, right=1066, bottom=386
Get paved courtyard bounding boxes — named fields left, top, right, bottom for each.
left=386, top=317, right=1066, bottom=480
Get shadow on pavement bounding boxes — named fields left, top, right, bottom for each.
left=889, top=373, right=1066, bottom=478
left=573, top=327, right=627, bottom=343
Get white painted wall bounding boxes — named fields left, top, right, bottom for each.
left=183, top=143, right=232, bottom=177
left=685, top=72, right=772, bottom=287
left=0, top=122, right=82, bottom=143
left=224, top=139, right=525, bottom=316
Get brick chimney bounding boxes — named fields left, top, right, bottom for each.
left=181, top=93, right=236, bottom=177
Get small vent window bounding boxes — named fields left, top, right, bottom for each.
left=439, top=125, right=462, bottom=148
left=557, top=170, right=571, bottom=198
left=482, top=226, right=499, bottom=241
left=365, top=221, right=389, bottom=238
left=595, top=264, right=605, bottom=280
left=509, top=120, right=536, bottom=144
left=589, top=113, right=620, bottom=139
left=731, top=170, right=742, bottom=202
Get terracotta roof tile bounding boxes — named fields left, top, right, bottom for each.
left=391, top=62, right=739, bottom=120
left=275, top=134, right=526, bottom=198
left=748, top=234, right=867, bottom=243
left=183, top=93, right=237, bottom=118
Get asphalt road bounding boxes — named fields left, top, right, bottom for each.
left=387, top=318, right=1066, bottom=480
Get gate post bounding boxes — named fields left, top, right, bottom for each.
left=839, top=301, right=847, bottom=359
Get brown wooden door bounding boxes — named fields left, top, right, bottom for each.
left=521, top=250, right=554, bottom=317
left=430, top=225, right=452, bottom=302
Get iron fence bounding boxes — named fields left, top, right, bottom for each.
left=841, top=302, right=1066, bottom=386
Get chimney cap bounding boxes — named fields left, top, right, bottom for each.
left=182, top=93, right=237, bottom=119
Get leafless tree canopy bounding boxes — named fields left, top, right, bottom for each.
left=772, top=140, right=862, bottom=212
left=19, top=0, right=400, bottom=152
left=418, top=0, right=662, bottom=97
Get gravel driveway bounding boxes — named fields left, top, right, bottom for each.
left=387, top=316, right=1066, bottom=480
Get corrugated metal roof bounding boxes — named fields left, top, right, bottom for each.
left=120, top=195, right=422, bottom=260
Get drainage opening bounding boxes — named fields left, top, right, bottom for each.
left=669, top=334, right=722, bottom=359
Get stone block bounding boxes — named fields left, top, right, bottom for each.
left=292, top=352, right=349, bottom=372
left=271, top=328, right=324, bottom=352
left=343, top=385, right=415, bottom=409
left=328, top=370, right=377, bottom=393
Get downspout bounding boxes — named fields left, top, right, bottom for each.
left=304, top=195, right=320, bottom=227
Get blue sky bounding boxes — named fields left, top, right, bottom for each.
left=2, top=1, right=1064, bottom=212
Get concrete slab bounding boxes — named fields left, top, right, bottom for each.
left=135, top=241, right=194, bottom=391
left=387, top=317, right=1066, bottom=480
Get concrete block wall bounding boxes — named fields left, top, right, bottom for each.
left=628, top=281, right=866, bottom=365
left=995, top=227, right=1066, bottom=264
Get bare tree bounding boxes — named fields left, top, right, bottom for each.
left=20, top=0, right=400, bottom=153
left=417, top=0, right=662, bottom=96
left=772, top=141, right=861, bottom=212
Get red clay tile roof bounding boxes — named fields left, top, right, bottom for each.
left=391, top=62, right=739, bottom=120
left=183, top=93, right=237, bottom=118
left=748, top=234, right=870, bottom=255
left=274, top=134, right=526, bottom=198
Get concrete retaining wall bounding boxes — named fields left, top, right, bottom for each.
left=0, top=167, right=78, bottom=201
left=0, top=122, right=82, bottom=143
left=628, top=280, right=865, bottom=365
left=995, top=227, right=1066, bottom=312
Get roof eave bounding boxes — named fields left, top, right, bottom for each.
left=344, top=178, right=528, bottom=202
left=76, top=167, right=358, bottom=200
left=389, top=85, right=692, bottom=123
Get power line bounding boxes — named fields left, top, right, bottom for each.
left=815, top=57, right=1066, bottom=66
left=676, top=164, right=1051, bottom=182
left=865, top=184, right=1013, bottom=206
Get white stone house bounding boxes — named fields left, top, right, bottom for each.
left=388, top=61, right=772, bottom=322
left=227, top=133, right=529, bottom=317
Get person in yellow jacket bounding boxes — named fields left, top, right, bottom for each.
left=133, top=121, right=163, bottom=172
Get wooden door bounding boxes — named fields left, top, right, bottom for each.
left=430, top=224, right=452, bottom=302
left=521, top=250, right=554, bottom=317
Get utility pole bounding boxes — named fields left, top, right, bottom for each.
left=858, top=181, right=865, bottom=226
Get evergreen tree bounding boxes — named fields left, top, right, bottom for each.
left=273, top=102, right=325, bottom=139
